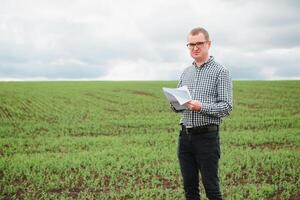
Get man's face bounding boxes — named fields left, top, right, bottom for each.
left=187, top=33, right=211, bottom=61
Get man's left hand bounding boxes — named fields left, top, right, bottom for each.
left=184, top=100, right=202, bottom=111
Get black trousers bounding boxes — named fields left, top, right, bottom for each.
left=178, top=126, right=223, bottom=200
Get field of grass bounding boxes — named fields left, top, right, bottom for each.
left=0, top=80, right=299, bottom=200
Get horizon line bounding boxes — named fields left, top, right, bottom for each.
left=0, top=79, right=299, bottom=82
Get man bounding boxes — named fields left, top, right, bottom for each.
left=172, top=27, right=232, bottom=200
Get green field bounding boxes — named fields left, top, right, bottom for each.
left=0, top=81, right=299, bottom=200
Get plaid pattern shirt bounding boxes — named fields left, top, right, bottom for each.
left=177, top=56, right=232, bottom=127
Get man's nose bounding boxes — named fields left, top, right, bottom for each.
left=193, top=46, right=200, bottom=51
left=193, top=45, right=200, bottom=50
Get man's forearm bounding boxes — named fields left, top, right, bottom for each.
left=200, top=101, right=232, bottom=118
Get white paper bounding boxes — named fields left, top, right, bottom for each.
left=162, top=86, right=192, bottom=110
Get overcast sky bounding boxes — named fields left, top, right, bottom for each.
left=0, top=0, right=299, bottom=80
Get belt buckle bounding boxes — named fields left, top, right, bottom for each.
left=185, top=126, right=193, bottom=134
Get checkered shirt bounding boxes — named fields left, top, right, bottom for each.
left=177, top=56, right=233, bottom=127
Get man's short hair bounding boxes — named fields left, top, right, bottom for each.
left=189, top=27, right=210, bottom=41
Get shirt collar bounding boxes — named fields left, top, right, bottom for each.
left=193, top=56, right=214, bottom=68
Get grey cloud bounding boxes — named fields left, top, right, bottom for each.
left=217, top=46, right=300, bottom=80
left=275, top=65, right=300, bottom=77
left=0, top=0, right=299, bottom=80
left=209, top=0, right=300, bottom=51
left=230, top=65, right=265, bottom=80
left=0, top=63, right=107, bottom=79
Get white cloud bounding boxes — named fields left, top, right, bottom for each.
left=0, top=0, right=299, bottom=80
left=101, top=59, right=186, bottom=80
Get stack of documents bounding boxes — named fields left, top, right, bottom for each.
left=162, top=86, right=192, bottom=111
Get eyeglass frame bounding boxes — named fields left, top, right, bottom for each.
left=186, top=41, right=210, bottom=49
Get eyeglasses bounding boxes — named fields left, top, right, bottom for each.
left=186, top=41, right=208, bottom=49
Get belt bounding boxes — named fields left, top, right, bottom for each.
left=181, top=124, right=219, bottom=134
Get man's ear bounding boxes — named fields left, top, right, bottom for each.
left=207, top=41, right=212, bottom=48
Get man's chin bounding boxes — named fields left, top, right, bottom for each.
left=192, top=55, right=202, bottom=59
